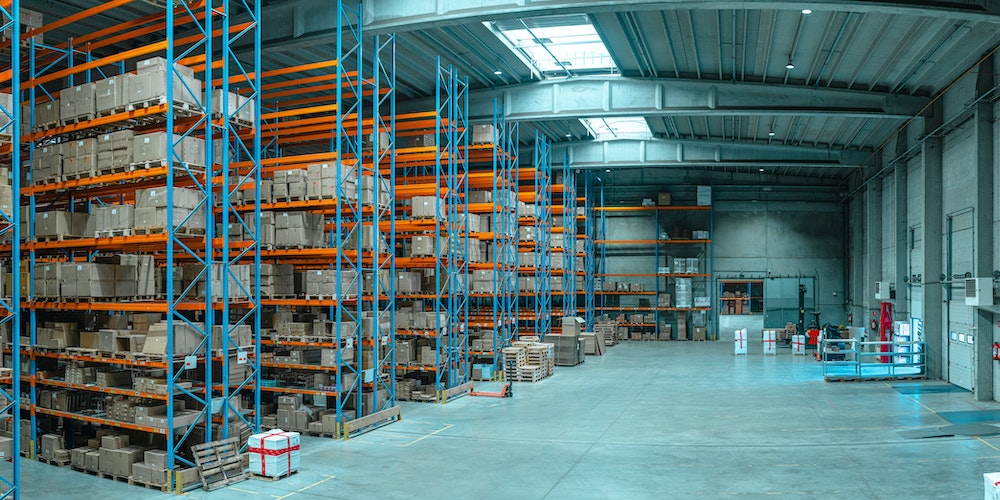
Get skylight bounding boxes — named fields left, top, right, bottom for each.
left=489, top=14, right=616, bottom=76
left=581, top=117, right=652, bottom=140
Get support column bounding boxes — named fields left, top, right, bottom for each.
left=866, top=178, right=883, bottom=321
left=973, top=56, right=995, bottom=401
left=922, top=101, right=944, bottom=379
left=895, top=130, right=909, bottom=317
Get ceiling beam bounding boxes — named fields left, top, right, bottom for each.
left=362, top=0, right=1000, bottom=34
left=545, top=138, right=869, bottom=169
left=396, top=76, right=930, bottom=122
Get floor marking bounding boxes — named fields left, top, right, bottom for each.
left=400, top=424, right=453, bottom=447
left=886, top=382, right=937, bottom=413
left=228, top=486, right=261, bottom=495
left=273, top=475, right=336, bottom=500
left=975, top=436, right=1000, bottom=452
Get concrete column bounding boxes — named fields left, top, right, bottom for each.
left=866, top=178, right=883, bottom=320
left=923, top=102, right=944, bottom=379
left=973, top=57, right=995, bottom=401
left=895, top=131, right=909, bottom=317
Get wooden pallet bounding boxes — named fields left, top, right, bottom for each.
left=37, top=234, right=85, bottom=242
left=97, top=106, right=129, bottom=118
left=127, top=98, right=201, bottom=117
left=61, top=114, right=96, bottom=126
left=97, top=471, right=130, bottom=483
left=66, top=347, right=99, bottom=357
left=191, top=437, right=248, bottom=491
left=70, top=465, right=99, bottom=476
left=250, top=470, right=299, bottom=481
left=128, top=477, right=171, bottom=492
left=95, top=229, right=133, bottom=238
left=134, top=226, right=206, bottom=237
left=37, top=456, right=70, bottom=467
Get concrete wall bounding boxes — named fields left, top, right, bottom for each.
left=847, top=54, right=998, bottom=399
left=601, top=199, right=846, bottom=338
left=713, top=200, right=846, bottom=326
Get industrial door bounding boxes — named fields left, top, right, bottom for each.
left=947, top=301, right=974, bottom=391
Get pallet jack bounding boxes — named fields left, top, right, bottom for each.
left=469, top=382, right=513, bottom=398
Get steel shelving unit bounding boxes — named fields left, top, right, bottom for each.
left=17, top=1, right=262, bottom=487
left=595, top=195, right=714, bottom=340
left=240, top=4, right=398, bottom=435
left=467, top=101, right=518, bottom=377
left=580, top=173, right=596, bottom=331
left=0, top=3, right=21, bottom=498
left=516, top=133, right=552, bottom=338
left=394, top=59, right=471, bottom=402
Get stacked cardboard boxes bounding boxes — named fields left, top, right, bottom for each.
left=128, top=57, right=203, bottom=110
left=306, top=162, right=356, bottom=200
left=274, top=211, right=324, bottom=248
left=96, top=130, right=135, bottom=175
left=134, top=186, right=205, bottom=233
left=272, top=169, right=307, bottom=201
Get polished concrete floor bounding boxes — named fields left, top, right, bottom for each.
left=21, top=340, right=1000, bottom=499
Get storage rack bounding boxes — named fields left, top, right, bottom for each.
left=467, top=101, right=518, bottom=378
left=19, top=0, right=263, bottom=486
left=595, top=192, right=713, bottom=340
left=517, top=133, right=552, bottom=338
left=0, top=3, right=21, bottom=497
left=239, top=8, right=398, bottom=434
left=394, top=59, right=471, bottom=402
left=580, top=172, right=596, bottom=331
left=557, top=152, right=579, bottom=324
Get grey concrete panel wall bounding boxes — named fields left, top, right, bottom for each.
left=713, top=201, right=845, bottom=324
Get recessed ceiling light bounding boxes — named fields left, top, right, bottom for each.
left=493, top=69, right=503, bottom=75
left=759, top=168, right=765, bottom=172
left=605, top=169, right=611, bottom=173
left=565, top=133, right=572, bottom=138
left=768, top=131, right=776, bottom=137
left=785, top=62, right=795, bottom=69
left=801, top=9, right=812, bottom=15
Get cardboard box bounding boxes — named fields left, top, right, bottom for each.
left=101, top=434, right=128, bottom=450
left=692, top=327, right=706, bottom=341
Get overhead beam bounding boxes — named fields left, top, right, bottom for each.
left=546, top=138, right=869, bottom=169
left=396, top=77, right=930, bottom=121
left=362, top=0, right=1000, bottom=34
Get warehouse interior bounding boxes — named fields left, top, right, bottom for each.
left=0, top=0, right=996, bottom=498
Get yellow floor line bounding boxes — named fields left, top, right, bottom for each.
left=885, top=381, right=937, bottom=413
left=976, top=436, right=1000, bottom=452
left=273, top=475, right=336, bottom=500
left=401, top=424, right=453, bottom=447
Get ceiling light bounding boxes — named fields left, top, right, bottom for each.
left=801, top=9, right=812, bottom=14
left=565, top=133, right=572, bottom=138
left=759, top=168, right=765, bottom=172
left=768, top=131, right=776, bottom=137
left=605, top=169, right=611, bottom=173
left=785, top=62, right=795, bottom=69
left=493, top=69, right=503, bottom=75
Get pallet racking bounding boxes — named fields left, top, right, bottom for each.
left=19, top=1, right=263, bottom=488
left=596, top=189, right=714, bottom=340
left=394, top=59, right=471, bottom=403
left=0, top=2, right=21, bottom=497
left=467, top=100, right=518, bottom=380
left=516, top=132, right=552, bottom=339
left=580, top=172, right=597, bottom=331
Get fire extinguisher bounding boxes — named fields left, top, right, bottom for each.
left=848, top=312, right=853, bottom=324
left=870, top=319, right=877, bottom=331
left=993, top=343, right=1000, bottom=361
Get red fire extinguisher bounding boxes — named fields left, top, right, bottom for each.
left=848, top=312, right=853, bottom=324
left=993, top=343, right=1000, bottom=361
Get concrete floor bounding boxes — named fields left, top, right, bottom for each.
left=20, top=341, right=1000, bottom=499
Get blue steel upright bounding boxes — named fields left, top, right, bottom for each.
left=533, top=133, right=552, bottom=338
left=0, top=3, right=20, bottom=498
